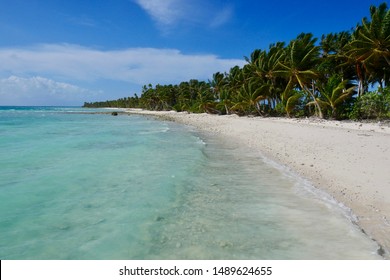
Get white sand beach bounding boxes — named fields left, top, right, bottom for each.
left=127, top=109, right=390, bottom=257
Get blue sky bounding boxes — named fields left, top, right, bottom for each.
left=0, top=0, right=384, bottom=105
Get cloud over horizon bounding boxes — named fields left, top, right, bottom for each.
left=0, top=76, right=98, bottom=106
left=0, top=44, right=243, bottom=83
left=0, top=44, right=244, bottom=105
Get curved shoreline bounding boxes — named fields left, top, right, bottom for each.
left=125, top=109, right=390, bottom=258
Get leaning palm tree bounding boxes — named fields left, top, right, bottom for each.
left=275, top=33, right=323, bottom=118
left=230, top=79, right=268, bottom=115
left=280, top=89, right=303, bottom=117
left=309, top=75, right=356, bottom=119
left=345, top=3, right=390, bottom=94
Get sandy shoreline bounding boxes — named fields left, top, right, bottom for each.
left=125, top=109, right=390, bottom=257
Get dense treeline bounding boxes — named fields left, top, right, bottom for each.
left=84, top=3, right=390, bottom=119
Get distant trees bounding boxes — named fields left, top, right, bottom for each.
left=83, top=95, right=140, bottom=108
left=84, top=3, right=390, bottom=120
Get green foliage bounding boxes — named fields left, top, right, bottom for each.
left=350, top=88, right=390, bottom=119
left=344, top=3, right=390, bottom=96
left=279, top=90, right=303, bottom=117
left=309, top=74, right=356, bottom=119
left=84, top=3, right=390, bottom=121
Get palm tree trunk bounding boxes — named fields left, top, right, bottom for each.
left=356, top=63, right=365, bottom=97
left=225, top=104, right=229, bottom=115
left=304, top=87, right=323, bottom=118
left=298, top=79, right=323, bottom=119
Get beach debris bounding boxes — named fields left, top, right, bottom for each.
left=219, top=241, right=233, bottom=248
left=156, top=216, right=165, bottom=222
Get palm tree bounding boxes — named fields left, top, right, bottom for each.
left=230, top=80, right=267, bottom=115
left=244, top=49, right=262, bottom=65
left=216, top=87, right=234, bottom=114
left=275, top=33, right=323, bottom=118
left=259, top=43, right=287, bottom=110
left=246, top=43, right=286, bottom=110
left=346, top=3, right=390, bottom=94
left=210, top=72, right=228, bottom=114
left=320, top=31, right=353, bottom=81
left=226, top=66, right=245, bottom=94
left=321, top=32, right=351, bottom=57
left=309, top=74, right=356, bottom=119
left=280, top=90, right=303, bottom=117
left=194, top=82, right=217, bottom=113
left=210, top=72, right=226, bottom=96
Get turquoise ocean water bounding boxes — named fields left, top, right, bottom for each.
left=0, top=106, right=382, bottom=259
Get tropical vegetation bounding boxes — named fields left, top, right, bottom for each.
left=83, top=3, right=390, bottom=120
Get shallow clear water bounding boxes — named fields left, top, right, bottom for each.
left=0, top=107, right=381, bottom=259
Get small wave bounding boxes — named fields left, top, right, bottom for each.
left=195, top=137, right=207, bottom=145
left=258, top=153, right=358, bottom=223
left=138, top=127, right=170, bottom=135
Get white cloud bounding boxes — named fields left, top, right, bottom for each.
left=134, top=0, right=233, bottom=30
left=0, top=44, right=244, bottom=85
left=0, top=44, right=244, bottom=105
left=0, top=76, right=98, bottom=106
left=210, top=5, right=234, bottom=28
left=134, top=0, right=184, bottom=26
